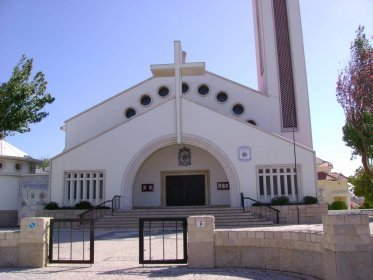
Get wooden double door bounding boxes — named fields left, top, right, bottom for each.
left=163, top=171, right=208, bottom=206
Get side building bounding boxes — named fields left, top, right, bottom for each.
left=316, top=157, right=352, bottom=209
left=0, top=139, right=45, bottom=227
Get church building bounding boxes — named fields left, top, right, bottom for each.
left=50, top=0, right=317, bottom=210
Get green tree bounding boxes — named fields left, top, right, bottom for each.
left=336, top=26, right=373, bottom=176
left=349, top=167, right=373, bottom=207
left=0, top=55, right=55, bottom=139
left=37, top=157, right=50, bottom=171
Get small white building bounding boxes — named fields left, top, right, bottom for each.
left=50, top=0, right=318, bottom=210
left=0, top=139, right=40, bottom=226
left=316, top=157, right=351, bottom=209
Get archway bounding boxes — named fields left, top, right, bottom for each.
left=121, top=134, right=240, bottom=209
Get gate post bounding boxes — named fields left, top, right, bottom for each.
left=19, top=217, right=51, bottom=267
left=323, top=213, right=372, bottom=280
left=187, top=215, right=215, bottom=268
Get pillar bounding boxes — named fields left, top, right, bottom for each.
left=323, top=213, right=372, bottom=280
left=187, top=215, right=215, bottom=268
left=19, top=217, right=51, bottom=267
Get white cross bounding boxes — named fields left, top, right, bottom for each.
left=150, top=41, right=205, bottom=143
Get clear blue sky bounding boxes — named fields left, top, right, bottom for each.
left=0, top=0, right=372, bottom=176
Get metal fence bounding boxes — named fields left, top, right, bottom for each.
left=49, top=219, right=94, bottom=264
left=139, top=217, right=187, bottom=264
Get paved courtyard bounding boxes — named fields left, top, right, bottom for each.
left=0, top=228, right=321, bottom=280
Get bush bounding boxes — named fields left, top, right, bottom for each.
left=74, top=201, right=93, bottom=209
left=303, top=196, right=318, bottom=205
left=330, top=200, right=348, bottom=210
left=271, top=196, right=289, bottom=205
left=44, top=201, right=60, bottom=210
left=95, top=205, right=110, bottom=209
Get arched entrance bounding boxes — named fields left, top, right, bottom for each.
left=121, top=134, right=240, bottom=209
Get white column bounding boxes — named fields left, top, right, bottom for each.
left=174, top=41, right=182, bottom=144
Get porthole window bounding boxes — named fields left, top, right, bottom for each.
left=182, top=82, right=189, bottom=94
left=198, top=84, right=209, bottom=96
left=140, top=94, right=152, bottom=106
left=158, top=86, right=170, bottom=98
left=15, top=163, right=21, bottom=172
left=247, top=119, right=257, bottom=126
left=0, top=161, right=4, bottom=170
left=232, top=103, right=245, bottom=116
left=216, top=91, right=228, bottom=103
left=125, top=107, right=136, bottom=119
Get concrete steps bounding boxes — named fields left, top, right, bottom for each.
left=94, top=207, right=273, bottom=230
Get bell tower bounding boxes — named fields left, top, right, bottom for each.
left=252, top=0, right=313, bottom=148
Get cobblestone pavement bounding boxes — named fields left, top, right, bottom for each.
left=0, top=228, right=322, bottom=280
left=0, top=266, right=319, bottom=280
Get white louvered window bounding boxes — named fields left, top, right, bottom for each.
left=64, top=171, right=105, bottom=206
left=257, top=166, right=299, bottom=202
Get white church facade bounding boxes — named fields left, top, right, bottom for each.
left=50, top=0, right=317, bottom=210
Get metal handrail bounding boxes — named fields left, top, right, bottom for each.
left=80, top=195, right=121, bottom=222
left=240, top=192, right=280, bottom=224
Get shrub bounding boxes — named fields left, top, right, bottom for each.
left=95, top=205, right=110, bottom=209
left=271, top=196, right=289, bottom=205
left=44, top=201, right=60, bottom=210
left=330, top=200, right=348, bottom=210
left=303, top=196, right=318, bottom=205
left=74, top=201, right=93, bottom=209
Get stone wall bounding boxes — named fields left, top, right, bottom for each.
left=35, top=209, right=87, bottom=219
left=0, top=229, right=20, bottom=267
left=188, top=213, right=372, bottom=280
left=214, top=227, right=324, bottom=279
left=0, top=217, right=51, bottom=268
left=323, top=214, right=372, bottom=280
left=250, top=203, right=327, bottom=224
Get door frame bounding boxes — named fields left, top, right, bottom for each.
left=161, top=170, right=210, bottom=207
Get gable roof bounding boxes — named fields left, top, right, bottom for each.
left=0, top=139, right=39, bottom=163
left=317, top=171, right=348, bottom=181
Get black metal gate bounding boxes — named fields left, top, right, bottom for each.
left=49, top=219, right=94, bottom=264
left=139, top=217, right=187, bottom=264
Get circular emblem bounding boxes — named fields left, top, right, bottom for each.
left=28, top=222, right=36, bottom=229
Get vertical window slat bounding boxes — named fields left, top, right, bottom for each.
left=257, top=166, right=299, bottom=202
left=64, top=171, right=105, bottom=206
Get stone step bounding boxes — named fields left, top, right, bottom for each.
left=93, top=207, right=273, bottom=230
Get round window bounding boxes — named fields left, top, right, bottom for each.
left=0, top=161, right=3, bottom=170
left=247, top=119, right=257, bottom=126
left=232, top=103, right=245, bottom=116
left=182, top=82, right=189, bottom=94
left=140, top=94, right=152, bottom=106
left=125, top=107, right=136, bottom=119
left=198, top=84, right=209, bottom=96
left=158, top=86, right=170, bottom=98
left=216, top=91, right=228, bottom=103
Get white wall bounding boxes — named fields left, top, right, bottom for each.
left=182, top=72, right=272, bottom=132
left=252, top=0, right=313, bottom=148
left=133, top=144, right=229, bottom=207
left=181, top=99, right=317, bottom=204
left=64, top=77, right=175, bottom=150
left=0, top=176, right=19, bottom=210
left=50, top=99, right=177, bottom=206
left=51, top=97, right=317, bottom=209
left=0, top=158, right=37, bottom=210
